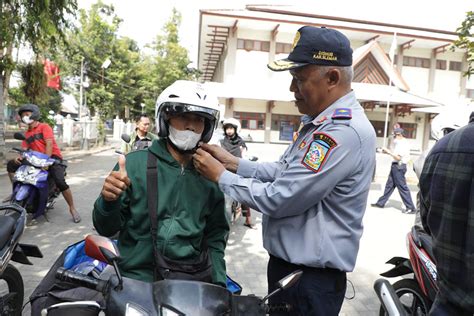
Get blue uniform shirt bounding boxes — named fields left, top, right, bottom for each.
left=219, top=91, right=376, bottom=272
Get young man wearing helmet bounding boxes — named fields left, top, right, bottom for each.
left=6, top=104, right=81, bottom=223
left=220, top=118, right=255, bottom=228
left=93, top=80, right=229, bottom=286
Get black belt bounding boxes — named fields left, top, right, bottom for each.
left=269, top=254, right=344, bottom=274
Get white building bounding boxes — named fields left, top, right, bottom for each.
left=197, top=5, right=473, bottom=151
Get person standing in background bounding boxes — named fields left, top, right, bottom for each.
left=372, top=127, right=416, bottom=214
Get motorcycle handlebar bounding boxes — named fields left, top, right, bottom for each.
left=56, top=267, right=108, bottom=293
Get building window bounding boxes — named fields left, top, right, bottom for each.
left=237, top=39, right=270, bottom=52
left=403, top=56, right=430, bottom=68
left=398, top=122, right=417, bottom=139
left=467, top=89, right=474, bottom=99
left=234, top=112, right=266, bottom=130
left=436, top=60, right=447, bottom=70
left=276, top=42, right=292, bottom=54
left=272, top=114, right=301, bottom=141
left=370, top=121, right=417, bottom=139
left=370, top=121, right=386, bottom=138
left=449, top=61, right=462, bottom=71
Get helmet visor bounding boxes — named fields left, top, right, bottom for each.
left=161, top=102, right=219, bottom=121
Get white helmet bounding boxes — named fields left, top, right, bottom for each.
left=222, top=117, right=241, bottom=134
left=155, top=80, right=220, bottom=143
left=430, top=107, right=471, bottom=141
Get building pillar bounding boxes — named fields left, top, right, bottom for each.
left=460, top=52, right=468, bottom=97
left=396, top=44, right=403, bottom=74
left=428, top=50, right=436, bottom=93
left=226, top=98, right=234, bottom=118
left=421, top=113, right=431, bottom=151
left=265, top=101, right=274, bottom=143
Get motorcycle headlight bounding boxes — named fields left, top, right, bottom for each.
left=125, top=303, right=149, bottom=316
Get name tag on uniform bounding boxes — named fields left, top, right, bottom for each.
left=301, top=133, right=337, bottom=172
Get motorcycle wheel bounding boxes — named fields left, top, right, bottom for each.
left=379, top=279, right=432, bottom=316
left=0, top=264, right=24, bottom=316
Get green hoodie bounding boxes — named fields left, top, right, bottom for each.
left=93, top=139, right=229, bottom=286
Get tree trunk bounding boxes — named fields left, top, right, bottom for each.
left=0, top=76, right=5, bottom=169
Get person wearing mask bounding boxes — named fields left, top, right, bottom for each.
left=193, top=26, right=376, bottom=315
left=220, top=118, right=255, bottom=229
left=121, top=114, right=158, bottom=153
left=371, top=128, right=416, bottom=214
left=6, top=104, right=81, bottom=223
left=419, top=112, right=474, bottom=315
left=93, top=80, right=229, bottom=286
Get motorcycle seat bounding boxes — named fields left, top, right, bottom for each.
left=0, top=215, right=17, bottom=250
left=414, top=230, right=435, bottom=262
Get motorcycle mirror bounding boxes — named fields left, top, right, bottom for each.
left=13, top=132, right=26, bottom=141
left=262, top=270, right=303, bottom=303
left=374, top=278, right=407, bottom=316
left=85, top=234, right=124, bottom=290
left=84, top=234, right=120, bottom=264
left=278, top=270, right=303, bottom=290
left=121, top=133, right=131, bottom=143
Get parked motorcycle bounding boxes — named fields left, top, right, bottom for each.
left=379, top=226, right=437, bottom=315
left=43, top=234, right=302, bottom=315
left=0, top=203, right=43, bottom=315
left=9, top=132, right=65, bottom=219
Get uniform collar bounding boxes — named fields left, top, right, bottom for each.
left=301, top=91, right=357, bottom=126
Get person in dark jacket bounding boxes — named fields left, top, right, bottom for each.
left=93, top=80, right=229, bottom=286
left=220, top=118, right=255, bottom=229
left=419, top=112, right=474, bottom=315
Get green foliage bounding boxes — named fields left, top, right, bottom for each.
left=20, top=61, right=47, bottom=104
left=453, top=11, right=474, bottom=77
left=145, top=8, right=199, bottom=104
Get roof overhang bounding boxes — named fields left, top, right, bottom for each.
left=198, top=6, right=461, bottom=81
left=204, top=81, right=443, bottom=108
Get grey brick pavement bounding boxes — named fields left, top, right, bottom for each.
left=0, top=143, right=417, bottom=315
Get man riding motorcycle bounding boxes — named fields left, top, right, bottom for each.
left=93, top=80, right=229, bottom=286
left=6, top=104, right=81, bottom=223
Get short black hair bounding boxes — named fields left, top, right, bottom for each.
left=135, top=114, right=149, bottom=123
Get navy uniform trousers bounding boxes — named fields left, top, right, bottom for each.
left=376, top=162, right=416, bottom=210
left=267, top=255, right=346, bottom=316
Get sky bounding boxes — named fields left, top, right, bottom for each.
left=78, top=0, right=472, bottom=66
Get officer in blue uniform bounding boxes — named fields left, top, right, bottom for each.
left=194, top=26, right=376, bottom=315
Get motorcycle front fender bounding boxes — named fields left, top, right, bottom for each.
left=14, top=184, right=32, bottom=202
left=380, top=256, right=413, bottom=278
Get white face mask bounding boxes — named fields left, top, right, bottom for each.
left=168, top=126, right=202, bottom=151
left=22, top=115, right=33, bottom=125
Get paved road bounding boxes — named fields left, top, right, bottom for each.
left=1, top=146, right=417, bottom=315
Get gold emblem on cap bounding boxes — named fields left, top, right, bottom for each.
left=292, top=31, right=301, bottom=50
left=313, top=51, right=338, bottom=61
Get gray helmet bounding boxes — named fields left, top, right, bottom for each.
left=18, top=104, right=41, bottom=121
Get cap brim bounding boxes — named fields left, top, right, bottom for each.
left=267, top=59, right=308, bottom=71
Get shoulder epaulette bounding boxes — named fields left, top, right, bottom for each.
left=332, top=108, right=352, bottom=120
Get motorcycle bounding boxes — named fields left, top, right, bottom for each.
left=0, top=204, right=43, bottom=315
left=42, top=234, right=302, bottom=315
left=8, top=132, right=65, bottom=219
left=379, top=226, right=437, bottom=315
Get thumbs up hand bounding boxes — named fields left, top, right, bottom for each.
left=101, top=154, right=131, bottom=201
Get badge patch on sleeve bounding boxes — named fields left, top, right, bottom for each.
left=301, top=133, right=337, bottom=172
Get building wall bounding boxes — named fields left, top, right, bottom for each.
left=213, top=26, right=468, bottom=149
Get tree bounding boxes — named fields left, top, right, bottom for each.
left=0, top=0, right=77, bottom=166
left=453, top=11, right=474, bottom=77
left=141, top=8, right=200, bottom=112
